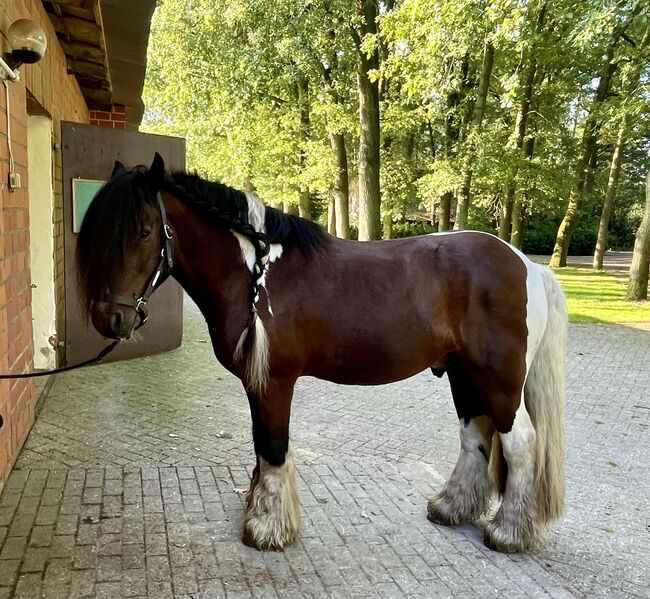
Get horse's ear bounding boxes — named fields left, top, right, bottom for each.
left=149, top=152, right=165, bottom=181
left=111, top=160, right=126, bottom=178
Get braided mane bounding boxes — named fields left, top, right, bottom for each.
left=162, top=171, right=327, bottom=257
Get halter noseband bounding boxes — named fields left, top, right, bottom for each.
left=113, top=192, right=174, bottom=335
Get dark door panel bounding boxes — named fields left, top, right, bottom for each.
left=62, top=122, right=185, bottom=364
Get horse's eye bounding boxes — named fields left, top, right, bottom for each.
left=141, top=226, right=152, bottom=239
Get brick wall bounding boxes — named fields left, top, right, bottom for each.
left=0, top=0, right=89, bottom=490
left=90, top=105, right=127, bottom=129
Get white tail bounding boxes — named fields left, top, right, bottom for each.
left=524, top=266, right=567, bottom=524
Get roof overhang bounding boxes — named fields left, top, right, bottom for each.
left=42, top=0, right=156, bottom=127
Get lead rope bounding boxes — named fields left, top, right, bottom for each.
left=0, top=340, right=120, bottom=380
left=0, top=193, right=173, bottom=381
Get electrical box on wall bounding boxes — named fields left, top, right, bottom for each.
left=9, top=172, right=21, bottom=189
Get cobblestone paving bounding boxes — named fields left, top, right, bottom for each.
left=1, top=298, right=649, bottom=598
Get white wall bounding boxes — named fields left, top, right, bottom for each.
left=27, top=115, right=56, bottom=370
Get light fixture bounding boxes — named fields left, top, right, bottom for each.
left=1, top=19, right=47, bottom=190
left=0, top=19, right=47, bottom=81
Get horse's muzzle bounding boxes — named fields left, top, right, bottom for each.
left=92, top=301, right=138, bottom=340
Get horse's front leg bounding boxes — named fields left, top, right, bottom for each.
left=243, top=377, right=300, bottom=550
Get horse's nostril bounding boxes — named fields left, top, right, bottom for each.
left=110, top=310, right=123, bottom=331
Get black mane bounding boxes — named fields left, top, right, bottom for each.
left=76, top=165, right=328, bottom=312
left=162, top=172, right=251, bottom=231
left=163, top=171, right=327, bottom=255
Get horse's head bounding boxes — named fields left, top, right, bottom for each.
left=76, top=153, right=173, bottom=339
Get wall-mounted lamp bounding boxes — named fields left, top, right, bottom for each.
left=2, top=19, right=47, bottom=191
left=1, top=19, right=47, bottom=81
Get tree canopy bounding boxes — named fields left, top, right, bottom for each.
left=143, top=0, right=650, bottom=257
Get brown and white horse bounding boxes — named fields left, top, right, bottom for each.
left=77, top=154, right=567, bottom=553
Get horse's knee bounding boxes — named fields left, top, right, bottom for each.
left=460, top=415, right=494, bottom=456
left=243, top=443, right=301, bottom=550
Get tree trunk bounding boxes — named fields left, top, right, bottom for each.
left=510, top=196, right=525, bottom=248
left=627, top=168, right=650, bottom=300
left=511, top=129, right=536, bottom=248
left=500, top=55, right=538, bottom=240
left=283, top=201, right=299, bottom=215
left=437, top=105, right=455, bottom=232
left=499, top=182, right=516, bottom=240
left=356, top=0, right=381, bottom=240
left=593, top=123, right=625, bottom=270
left=243, top=177, right=257, bottom=195
left=439, top=193, right=452, bottom=231
left=382, top=212, right=393, bottom=240
left=594, top=23, right=650, bottom=270
left=457, top=168, right=474, bottom=231
left=297, top=77, right=312, bottom=220
left=437, top=55, right=468, bottom=232
left=320, top=34, right=351, bottom=239
left=327, top=193, right=337, bottom=235
left=298, top=189, right=311, bottom=220
left=456, top=40, right=494, bottom=230
left=329, top=132, right=350, bottom=239
left=550, top=25, right=629, bottom=267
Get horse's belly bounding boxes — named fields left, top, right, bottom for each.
left=317, top=364, right=431, bottom=386
left=307, top=336, right=447, bottom=386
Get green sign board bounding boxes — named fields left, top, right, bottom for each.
left=72, top=178, right=105, bottom=233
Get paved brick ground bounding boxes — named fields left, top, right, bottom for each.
left=1, top=298, right=649, bottom=598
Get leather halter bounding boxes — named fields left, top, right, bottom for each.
left=112, top=192, right=174, bottom=335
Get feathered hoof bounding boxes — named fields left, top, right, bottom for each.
left=241, top=452, right=301, bottom=551
left=427, top=484, right=489, bottom=527
left=427, top=495, right=463, bottom=526
left=483, top=513, right=539, bottom=553
left=242, top=514, right=299, bottom=551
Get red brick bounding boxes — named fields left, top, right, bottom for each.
left=0, top=0, right=108, bottom=489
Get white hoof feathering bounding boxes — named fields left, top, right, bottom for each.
left=243, top=445, right=300, bottom=550
left=484, top=403, right=540, bottom=553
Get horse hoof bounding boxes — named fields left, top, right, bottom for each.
left=483, top=519, right=534, bottom=554
left=426, top=497, right=460, bottom=526
left=483, top=531, right=526, bottom=553
left=242, top=518, right=298, bottom=551
left=242, top=526, right=283, bottom=551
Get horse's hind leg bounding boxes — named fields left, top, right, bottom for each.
left=484, top=398, right=538, bottom=553
left=243, top=377, right=300, bottom=550
left=428, top=369, right=496, bottom=525
left=484, top=266, right=566, bottom=552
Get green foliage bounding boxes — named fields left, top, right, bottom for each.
left=143, top=0, right=649, bottom=252
left=392, top=221, right=437, bottom=238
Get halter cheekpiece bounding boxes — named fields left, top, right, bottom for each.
left=115, top=192, right=174, bottom=334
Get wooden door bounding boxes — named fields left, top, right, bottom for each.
left=62, top=122, right=185, bottom=364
